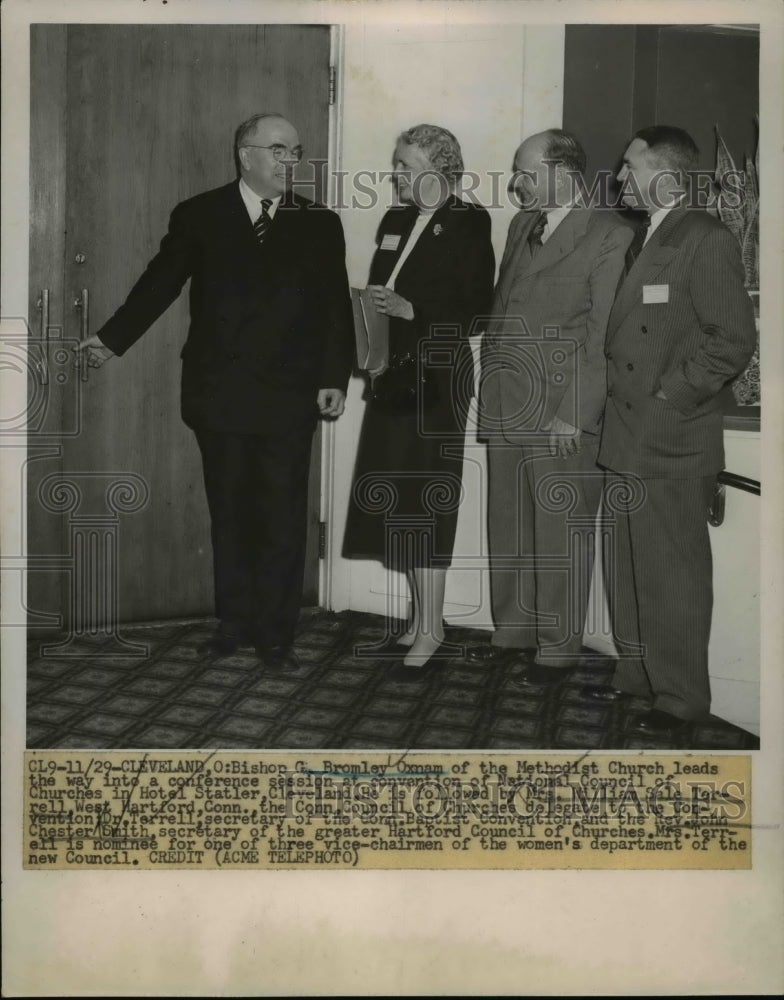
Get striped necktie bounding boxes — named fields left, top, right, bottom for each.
left=624, top=215, right=651, bottom=273
left=253, top=199, right=273, bottom=246
left=527, top=212, right=547, bottom=258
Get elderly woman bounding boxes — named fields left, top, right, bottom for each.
left=344, top=124, right=495, bottom=674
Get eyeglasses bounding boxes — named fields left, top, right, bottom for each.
left=242, top=143, right=303, bottom=163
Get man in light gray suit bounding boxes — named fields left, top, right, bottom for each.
left=593, top=126, right=756, bottom=736
left=472, top=129, right=632, bottom=680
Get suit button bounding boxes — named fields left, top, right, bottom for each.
left=626, top=363, right=634, bottom=371
left=607, top=390, right=614, bottom=398
left=626, top=401, right=632, bottom=410
left=606, top=352, right=613, bottom=360
left=641, top=325, right=648, bottom=333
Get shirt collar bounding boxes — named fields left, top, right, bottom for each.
left=543, top=198, right=581, bottom=239
left=239, top=177, right=281, bottom=222
left=645, top=194, right=686, bottom=242
left=648, top=192, right=687, bottom=223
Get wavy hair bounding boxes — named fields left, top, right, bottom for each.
left=399, top=124, right=464, bottom=184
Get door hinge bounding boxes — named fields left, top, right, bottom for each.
left=328, top=65, right=337, bottom=106
left=318, top=521, right=327, bottom=559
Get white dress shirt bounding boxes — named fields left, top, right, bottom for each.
left=541, top=202, right=578, bottom=244
left=644, top=195, right=686, bottom=245
left=239, top=177, right=281, bottom=223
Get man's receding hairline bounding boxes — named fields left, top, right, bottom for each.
left=247, top=115, right=293, bottom=134
left=514, top=133, right=547, bottom=163
left=239, top=114, right=297, bottom=147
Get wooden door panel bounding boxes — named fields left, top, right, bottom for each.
left=30, top=24, right=331, bottom=628
left=27, top=24, right=69, bottom=631
left=63, top=24, right=212, bottom=623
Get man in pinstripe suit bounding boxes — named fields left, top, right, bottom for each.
left=594, top=126, right=756, bottom=735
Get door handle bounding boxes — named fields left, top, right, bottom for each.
left=708, top=482, right=726, bottom=527
left=36, top=288, right=50, bottom=385
left=74, top=288, right=90, bottom=381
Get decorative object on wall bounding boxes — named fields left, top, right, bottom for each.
left=712, top=120, right=760, bottom=406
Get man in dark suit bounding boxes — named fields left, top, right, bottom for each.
left=473, top=129, right=632, bottom=679
left=593, top=125, right=756, bottom=734
left=78, top=113, right=354, bottom=668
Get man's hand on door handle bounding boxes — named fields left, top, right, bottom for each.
left=76, top=334, right=115, bottom=370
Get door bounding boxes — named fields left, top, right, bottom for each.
left=28, top=24, right=333, bottom=644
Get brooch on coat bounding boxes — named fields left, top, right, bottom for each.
left=433, top=224, right=444, bottom=236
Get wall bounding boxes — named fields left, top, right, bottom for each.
left=564, top=24, right=759, bottom=188
left=708, top=432, right=761, bottom=735
left=656, top=26, right=759, bottom=172
left=326, top=23, right=565, bottom=625
left=563, top=25, right=637, bottom=191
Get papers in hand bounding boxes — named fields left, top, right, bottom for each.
left=351, top=287, right=389, bottom=371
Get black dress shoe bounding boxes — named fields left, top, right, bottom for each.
left=630, top=709, right=689, bottom=736
left=200, top=631, right=241, bottom=657
left=520, top=662, right=573, bottom=686
left=582, top=685, right=633, bottom=703
left=465, top=645, right=534, bottom=666
left=258, top=646, right=300, bottom=670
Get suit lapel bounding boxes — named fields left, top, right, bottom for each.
left=258, top=189, right=302, bottom=256
left=223, top=181, right=261, bottom=255
left=498, top=212, right=538, bottom=305
left=524, top=206, right=589, bottom=279
left=608, top=207, right=689, bottom=335
left=222, top=181, right=296, bottom=263
left=390, top=196, right=470, bottom=282
left=500, top=207, right=590, bottom=306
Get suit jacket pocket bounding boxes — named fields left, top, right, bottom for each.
left=643, top=392, right=716, bottom=458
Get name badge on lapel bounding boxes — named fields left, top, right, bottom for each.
left=380, top=234, right=401, bottom=252
left=643, top=284, right=669, bottom=304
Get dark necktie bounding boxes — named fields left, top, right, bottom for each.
left=527, top=212, right=548, bottom=258
left=253, top=198, right=273, bottom=246
left=624, top=215, right=651, bottom=273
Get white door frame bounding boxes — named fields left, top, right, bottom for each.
left=317, top=23, right=346, bottom=613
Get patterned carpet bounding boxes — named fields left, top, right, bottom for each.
left=26, top=608, right=759, bottom=751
